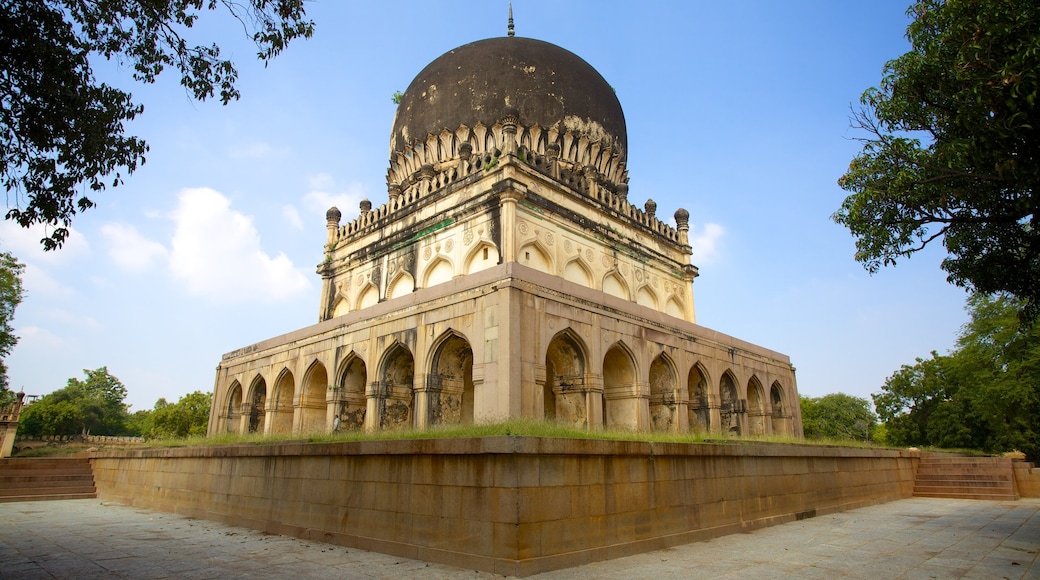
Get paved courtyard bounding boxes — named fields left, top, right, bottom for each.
left=0, top=497, right=1036, bottom=579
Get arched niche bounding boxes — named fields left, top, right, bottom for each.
left=649, top=354, right=677, bottom=431
left=224, top=382, right=243, bottom=434
left=429, top=332, right=474, bottom=426
left=688, top=364, right=712, bottom=433
left=747, top=376, right=766, bottom=436
left=270, top=369, right=295, bottom=434
left=720, top=371, right=741, bottom=435
left=299, top=361, right=329, bottom=433
left=465, top=242, right=500, bottom=275
left=336, top=354, right=368, bottom=431
left=246, top=376, right=266, bottom=434
left=770, top=381, right=790, bottom=436
left=563, top=259, right=593, bottom=288
left=423, top=257, right=454, bottom=288
left=602, top=342, right=637, bottom=429
left=379, top=343, right=415, bottom=430
left=518, top=242, right=551, bottom=273
left=357, top=284, right=378, bottom=310
left=331, top=297, right=349, bottom=318
left=636, top=286, right=658, bottom=310
left=543, top=329, right=587, bottom=427
left=666, top=297, right=684, bottom=319
left=386, top=273, right=414, bottom=300
left=602, top=272, right=628, bottom=301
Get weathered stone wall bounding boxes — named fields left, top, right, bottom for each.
left=91, top=438, right=916, bottom=576
left=1013, top=461, right=1040, bottom=498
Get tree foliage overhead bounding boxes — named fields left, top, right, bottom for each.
left=0, top=250, right=24, bottom=392
left=799, top=393, right=878, bottom=441
left=873, top=293, right=1040, bottom=460
left=0, top=0, right=313, bottom=250
left=835, top=0, right=1040, bottom=320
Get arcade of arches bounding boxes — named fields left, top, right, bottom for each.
left=213, top=311, right=797, bottom=437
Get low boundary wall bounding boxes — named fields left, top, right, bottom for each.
left=91, top=438, right=918, bottom=576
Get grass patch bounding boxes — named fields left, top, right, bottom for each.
left=13, top=444, right=93, bottom=458
left=135, top=418, right=891, bottom=450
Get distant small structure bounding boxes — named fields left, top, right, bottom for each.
left=208, top=33, right=802, bottom=438
left=0, top=392, right=25, bottom=458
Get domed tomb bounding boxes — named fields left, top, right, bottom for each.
left=388, top=36, right=628, bottom=192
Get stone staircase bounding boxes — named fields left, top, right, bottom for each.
left=0, top=457, right=96, bottom=502
left=913, top=454, right=1018, bottom=500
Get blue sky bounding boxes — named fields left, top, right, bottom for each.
left=3, top=1, right=970, bottom=412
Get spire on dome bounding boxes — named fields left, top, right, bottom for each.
left=508, top=3, right=515, bottom=37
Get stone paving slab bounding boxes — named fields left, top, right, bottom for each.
left=0, top=497, right=1036, bottom=579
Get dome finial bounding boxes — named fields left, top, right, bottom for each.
left=507, top=2, right=515, bottom=37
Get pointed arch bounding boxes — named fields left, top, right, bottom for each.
left=602, top=341, right=638, bottom=429
left=719, top=370, right=741, bottom=435
left=602, top=271, right=629, bottom=301
left=687, top=363, right=712, bottom=433
left=666, top=297, right=684, bottom=319
left=246, top=375, right=267, bottom=434
left=299, top=360, right=329, bottom=433
left=542, top=329, right=588, bottom=427
left=770, top=381, right=790, bottom=436
left=357, top=283, right=378, bottom=310
left=563, top=258, right=593, bottom=288
left=428, top=330, right=474, bottom=426
left=649, top=353, right=678, bottom=431
left=336, top=353, right=368, bottom=431
left=518, top=241, right=552, bottom=273
left=636, top=285, right=658, bottom=310
left=270, top=368, right=295, bottom=434
left=224, top=381, right=243, bottom=434
left=331, top=296, right=350, bottom=318
left=386, top=271, right=415, bottom=300
left=378, top=342, right=415, bottom=429
left=747, top=375, right=766, bottom=436
left=464, top=241, right=500, bottom=275
left=423, top=256, right=454, bottom=288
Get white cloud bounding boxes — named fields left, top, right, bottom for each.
left=690, top=223, right=725, bottom=265
left=22, top=263, right=75, bottom=297
left=0, top=219, right=89, bottom=265
left=42, top=309, right=102, bottom=330
left=302, top=173, right=366, bottom=222
left=168, top=187, right=311, bottom=302
left=282, top=205, right=303, bottom=230
left=17, top=325, right=65, bottom=349
left=101, top=223, right=169, bottom=271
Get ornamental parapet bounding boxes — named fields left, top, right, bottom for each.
left=328, top=119, right=688, bottom=248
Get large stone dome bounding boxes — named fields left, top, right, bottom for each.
left=390, top=36, right=627, bottom=162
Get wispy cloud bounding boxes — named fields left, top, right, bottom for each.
left=690, top=223, right=725, bottom=265
left=168, top=187, right=311, bottom=302
left=282, top=205, right=303, bottom=230
left=302, top=173, right=366, bottom=221
left=0, top=220, right=89, bottom=265
left=228, top=140, right=289, bottom=161
left=42, top=309, right=102, bottom=330
left=101, top=223, right=169, bottom=271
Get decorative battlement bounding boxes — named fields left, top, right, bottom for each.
left=329, top=120, right=687, bottom=249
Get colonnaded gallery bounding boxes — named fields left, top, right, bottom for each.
left=207, top=31, right=803, bottom=438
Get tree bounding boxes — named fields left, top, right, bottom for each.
left=18, top=366, right=131, bottom=436
left=144, top=391, right=211, bottom=439
left=835, top=0, right=1040, bottom=320
left=1, top=1, right=313, bottom=250
left=873, top=293, right=1040, bottom=460
left=0, top=250, right=24, bottom=395
left=799, top=393, right=878, bottom=441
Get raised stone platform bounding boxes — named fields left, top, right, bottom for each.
left=91, top=438, right=917, bottom=576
